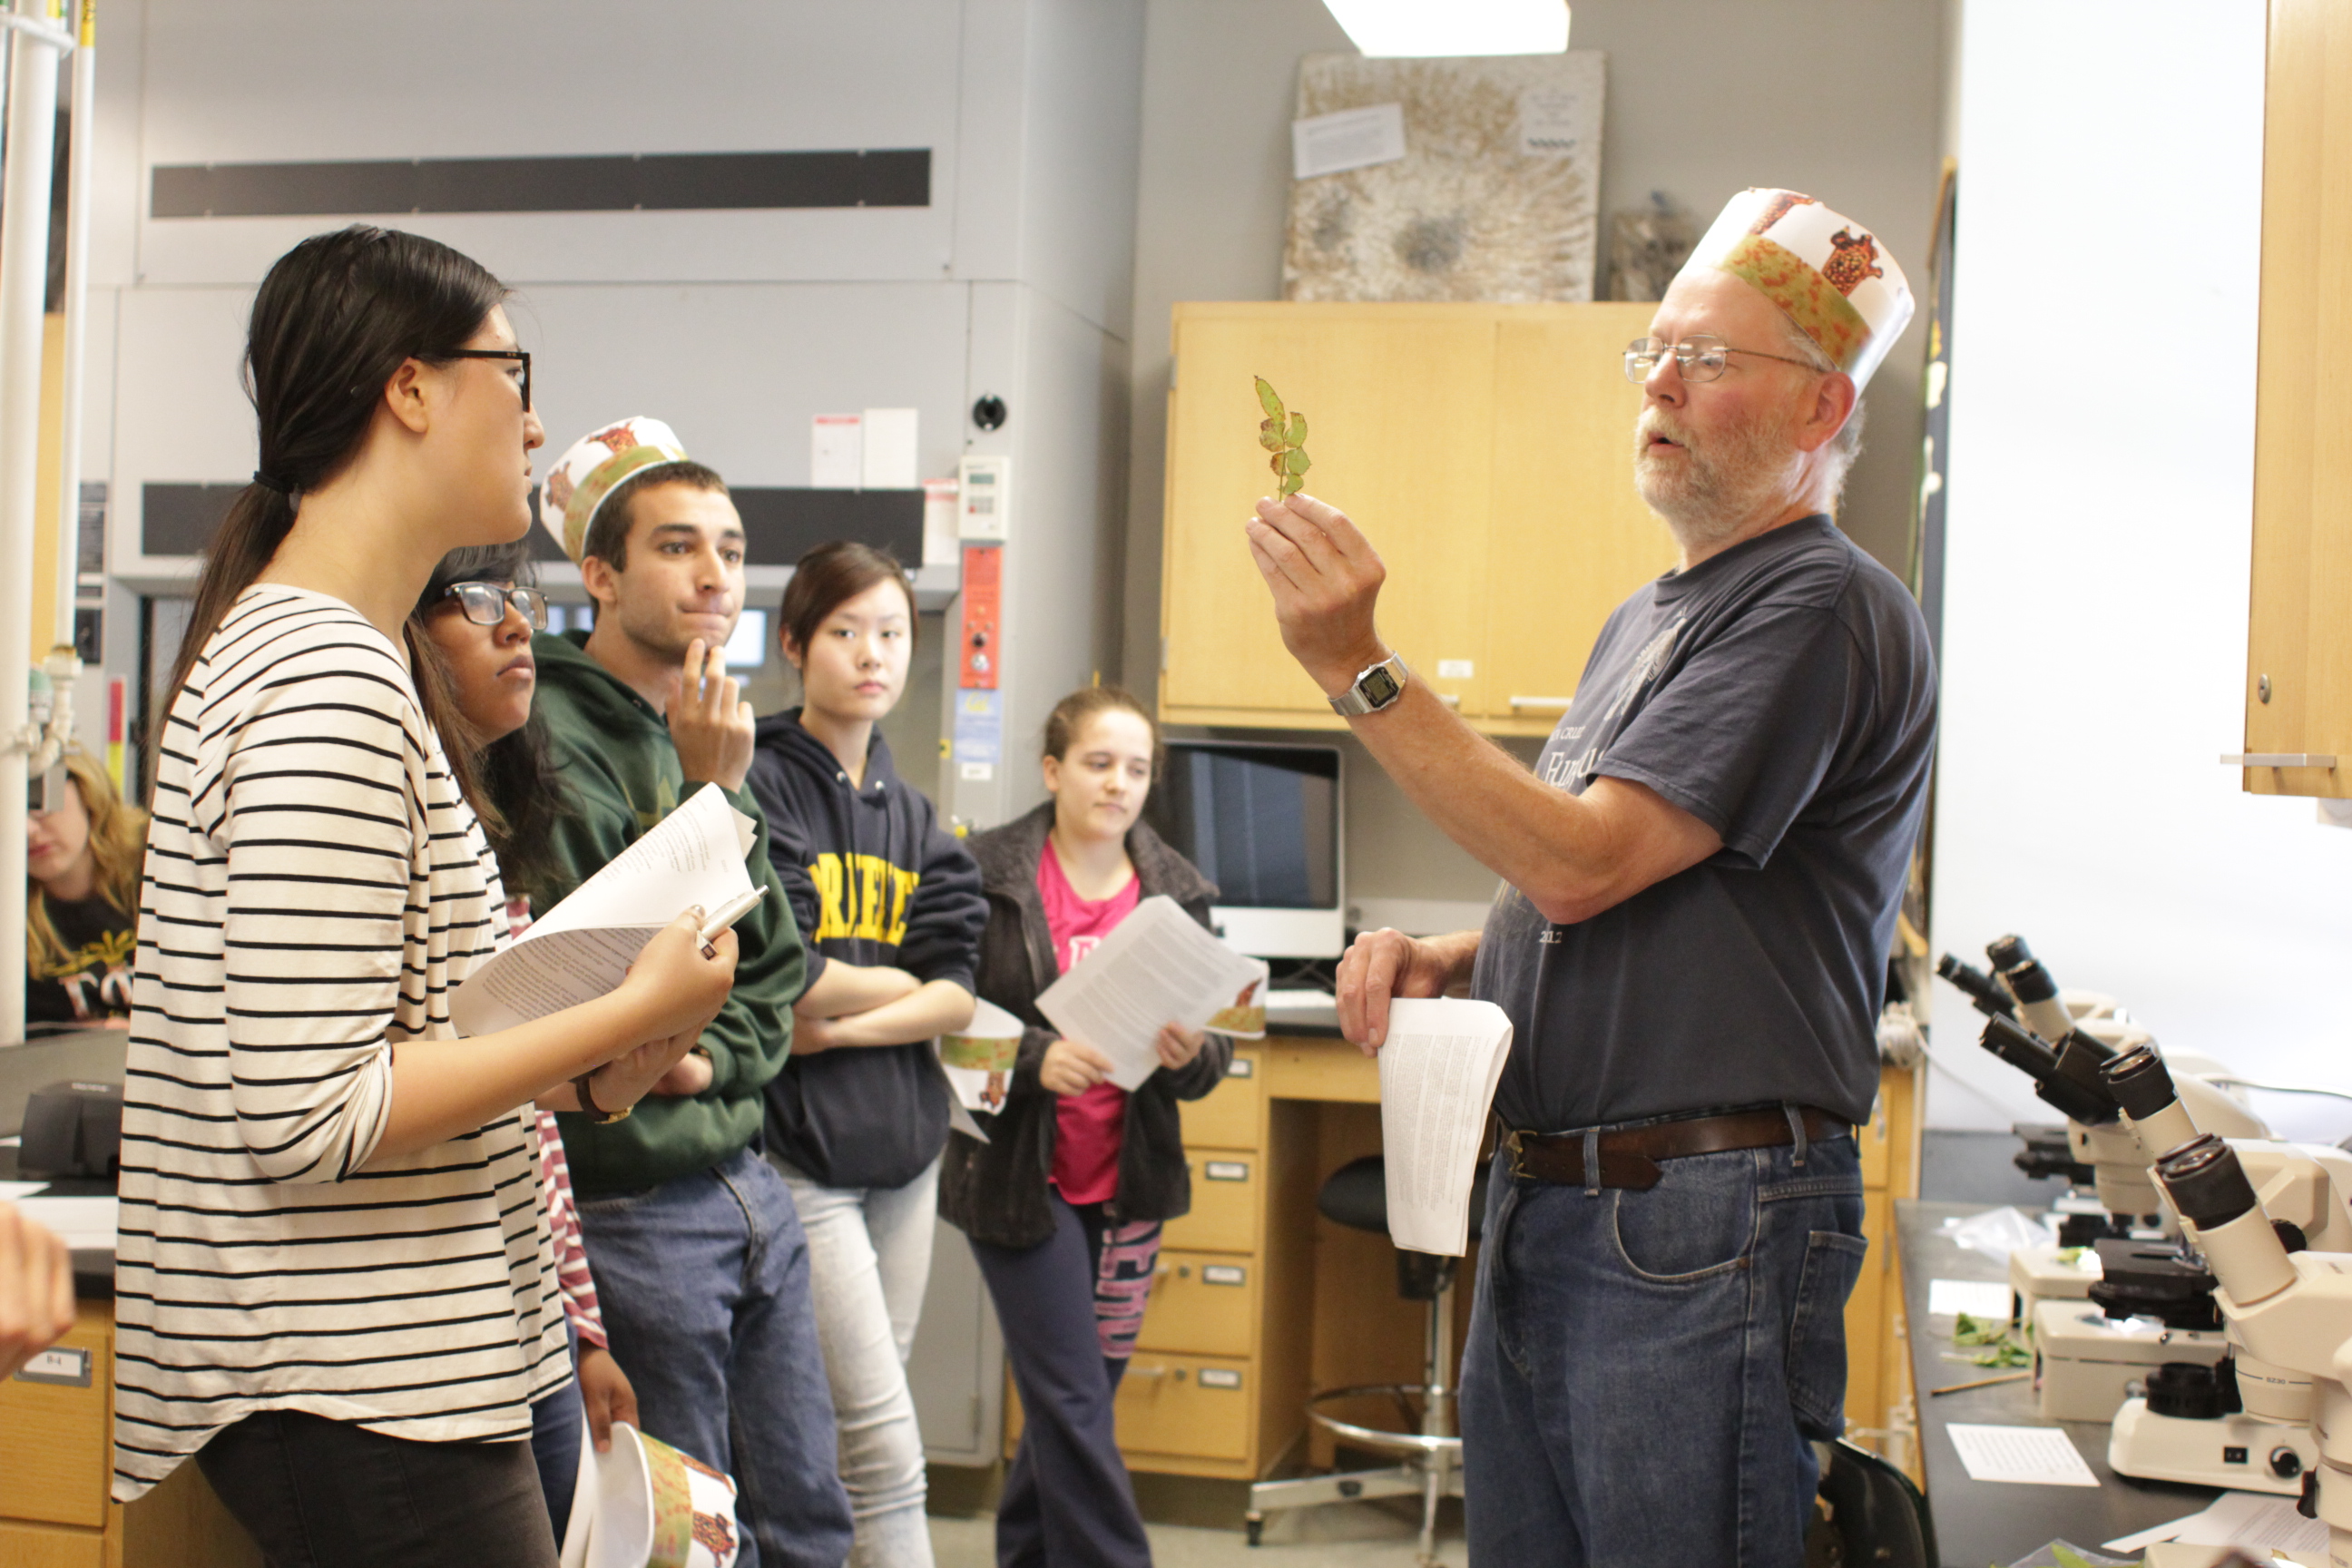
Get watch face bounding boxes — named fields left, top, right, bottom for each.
left=1360, top=665, right=1402, bottom=707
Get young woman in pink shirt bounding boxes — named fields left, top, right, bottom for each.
left=939, top=686, right=1232, bottom=1567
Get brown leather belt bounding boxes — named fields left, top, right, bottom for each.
left=1504, top=1106, right=1851, bottom=1191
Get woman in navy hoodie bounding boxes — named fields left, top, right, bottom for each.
left=747, top=541, right=985, bottom=1568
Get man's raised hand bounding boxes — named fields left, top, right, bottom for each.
left=1243, top=492, right=1390, bottom=695
left=668, top=637, right=755, bottom=791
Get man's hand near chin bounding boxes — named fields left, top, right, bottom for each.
left=668, top=637, right=755, bottom=792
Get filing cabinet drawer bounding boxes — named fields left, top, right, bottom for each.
left=1161, top=1155, right=1259, bottom=1253
left=1179, top=1052, right=1262, bottom=1150
left=0, top=1520, right=105, bottom=1568
left=0, top=1306, right=111, bottom=1528
left=1115, top=1353, right=1252, bottom=1461
left=1138, top=1250, right=1258, bottom=1357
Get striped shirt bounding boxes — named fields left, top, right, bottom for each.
left=112, top=586, right=568, bottom=1501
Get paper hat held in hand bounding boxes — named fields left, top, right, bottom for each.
left=561, top=1420, right=740, bottom=1568
left=540, top=416, right=693, bottom=564
left=1681, top=189, right=1915, bottom=392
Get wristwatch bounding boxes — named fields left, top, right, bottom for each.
left=1328, top=652, right=1410, bottom=718
left=573, top=1069, right=632, bottom=1125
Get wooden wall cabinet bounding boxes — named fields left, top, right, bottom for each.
left=1160, top=302, right=1679, bottom=739
left=2243, top=0, right=2352, bottom=799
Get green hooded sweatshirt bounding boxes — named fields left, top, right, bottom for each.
left=529, top=629, right=803, bottom=1197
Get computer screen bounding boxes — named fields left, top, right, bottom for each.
left=1144, top=740, right=1344, bottom=958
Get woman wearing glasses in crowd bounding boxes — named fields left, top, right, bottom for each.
left=746, top=541, right=986, bottom=1568
left=938, top=685, right=1231, bottom=1568
left=411, top=543, right=647, bottom=1544
left=113, top=226, right=737, bottom=1568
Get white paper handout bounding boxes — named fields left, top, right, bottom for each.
left=451, top=784, right=757, bottom=1036
left=1377, top=998, right=1514, bottom=1256
left=1035, top=896, right=1270, bottom=1092
left=17, top=1193, right=118, bottom=1250
left=2106, top=1488, right=2333, bottom=1554
left=1944, top=1424, right=2101, bottom=1487
left=1927, top=1278, right=2014, bottom=1319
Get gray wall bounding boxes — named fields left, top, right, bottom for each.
left=1118, top=0, right=1950, bottom=915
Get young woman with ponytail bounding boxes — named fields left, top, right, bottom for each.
left=111, top=227, right=739, bottom=1568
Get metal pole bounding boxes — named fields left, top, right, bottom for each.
left=53, top=0, right=91, bottom=652
left=0, top=0, right=66, bottom=1045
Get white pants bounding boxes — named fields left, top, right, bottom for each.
left=771, top=1153, right=941, bottom=1568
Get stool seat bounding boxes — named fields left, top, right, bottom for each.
left=1316, top=1153, right=1490, bottom=1243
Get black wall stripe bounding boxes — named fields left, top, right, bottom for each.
left=151, top=150, right=930, bottom=220
left=142, top=483, right=924, bottom=574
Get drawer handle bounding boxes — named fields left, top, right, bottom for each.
left=1509, top=695, right=1575, bottom=710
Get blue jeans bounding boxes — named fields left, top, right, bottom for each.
left=1460, top=1129, right=1866, bottom=1568
left=575, top=1147, right=853, bottom=1568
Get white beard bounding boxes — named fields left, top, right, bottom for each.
left=1633, top=407, right=1804, bottom=553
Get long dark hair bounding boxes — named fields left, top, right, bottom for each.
left=411, top=540, right=573, bottom=904
left=163, top=226, right=509, bottom=752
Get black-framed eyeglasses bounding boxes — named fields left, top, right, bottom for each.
left=438, top=348, right=532, bottom=410
left=442, top=581, right=549, bottom=631
left=1623, top=334, right=1821, bottom=385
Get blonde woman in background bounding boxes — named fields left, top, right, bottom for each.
left=25, top=750, right=146, bottom=1031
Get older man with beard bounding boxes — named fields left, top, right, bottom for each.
left=1244, top=189, right=1937, bottom=1567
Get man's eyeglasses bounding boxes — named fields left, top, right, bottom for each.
left=442, top=581, right=549, bottom=631
left=1622, top=334, right=1821, bottom=385
left=439, top=348, right=532, bottom=410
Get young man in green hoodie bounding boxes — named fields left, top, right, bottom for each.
left=531, top=417, right=852, bottom=1568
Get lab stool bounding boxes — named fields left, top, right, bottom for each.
left=1244, top=1154, right=1490, bottom=1565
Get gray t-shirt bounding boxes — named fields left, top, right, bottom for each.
left=1471, top=515, right=1936, bottom=1132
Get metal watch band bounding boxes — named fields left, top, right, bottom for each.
left=1328, top=652, right=1410, bottom=717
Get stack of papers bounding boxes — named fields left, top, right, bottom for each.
left=452, top=785, right=756, bottom=1036
left=1377, top=998, right=1514, bottom=1257
left=1035, top=897, right=1268, bottom=1092
left=2104, top=1490, right=2332, bottom=1557
left=1944, top=1424, right=2100, bottom=1487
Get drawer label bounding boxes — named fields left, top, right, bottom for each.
left=1202, top=1265, right=1246, bottom=1286
left=1228, top=1058, right=1255, bottom=1078
left=1203, top=1161, right=1249, bottom=1181
left=15, top=1346, right=92, bottom=1387
left=1198, top=1367, right=1243, bottom=1390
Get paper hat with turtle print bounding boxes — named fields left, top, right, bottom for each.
left=539, top=416, right=693, bottom=564
left=1681, top=189, right=1914, bottom=392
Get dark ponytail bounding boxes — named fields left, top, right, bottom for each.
left=162, top=226, right=508, bottom=727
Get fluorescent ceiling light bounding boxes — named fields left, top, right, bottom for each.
left=1322, top=0, right=1570, bottom=57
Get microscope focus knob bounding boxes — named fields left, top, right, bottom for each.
left=2271, top=1446, right=2305, bottom=1480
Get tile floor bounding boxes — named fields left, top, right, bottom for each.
left=926, top=1495, right=1467, bottom=1567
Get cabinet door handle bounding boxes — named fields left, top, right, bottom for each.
left=2221, top=753, right=2337, bottom=768
left=1509, top=695, right=1574, bottom=710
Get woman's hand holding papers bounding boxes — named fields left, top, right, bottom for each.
left=1041, top=1037, right=1117, bottom=1096
left=1152, top=1024, right=1207, bottom=1072
left=616, top=909, right=739, bottom=1043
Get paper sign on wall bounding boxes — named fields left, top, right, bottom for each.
left=1292, top=103, right=1407, bottom=180
left=811, top=414, right=862, bottom=488
left=861, top=408, right=918, bottom=489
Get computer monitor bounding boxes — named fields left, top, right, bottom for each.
left=1143, top=740, right=1344, bottom=959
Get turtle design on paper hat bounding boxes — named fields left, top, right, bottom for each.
left=1679, top=187, right=1916, bottom=391
left=1822, top=229, right=1886, bottom=296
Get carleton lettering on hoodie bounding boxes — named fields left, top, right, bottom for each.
left=748, top=710, right=987, bottom=1191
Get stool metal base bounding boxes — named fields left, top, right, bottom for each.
left=1246, top=1383, right=1464, bottom=1564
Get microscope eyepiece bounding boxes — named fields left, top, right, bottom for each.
left=1938, top=954, right=2019, bottom=1019
left=2101, top=1044, right=2176, bottom=1121
left=1986, top=934, right=2035, bottom=971
left=1980, top=1014, right=2117, bottom=1124
left=2155, top=1134, right=2259, bottom=1230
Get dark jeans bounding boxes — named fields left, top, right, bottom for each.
left=1460, top=1131, right=1867, bottom=1568
left=969, top=1192, right=1152, bottom=1568
left=196, top=1409, right=556, bottom=1568
left=528, top=1325, right=583, bottom=1544
left=575, top=1145, right=852, bottom=1568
